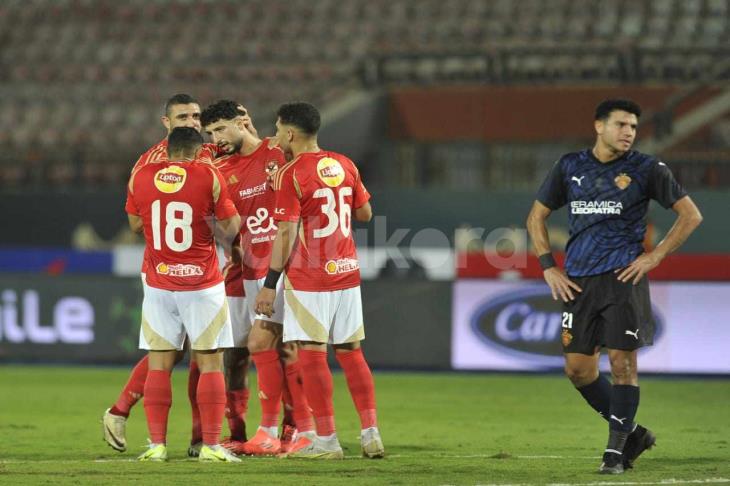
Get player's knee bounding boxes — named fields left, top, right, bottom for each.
left=224, top=347, right=249, bottom=370
left=609, top=356, right=636, bottom=383
left=564, top=364, right=593, bottom=386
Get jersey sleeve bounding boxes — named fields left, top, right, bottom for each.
left=211, top=167, right=238, bottom=219
left=648, top=160, right=688, bottom=209
left=124, top=171, right=140, bottom=215
left=536, top=159, right=567, bottom=210
left=352, top=168, right=371, bottom=209
left=273, top=167, right=302, bottom=222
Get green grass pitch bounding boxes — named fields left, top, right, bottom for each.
left=1, top=366, right=728, bottom=485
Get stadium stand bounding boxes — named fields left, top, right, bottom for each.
left=0, top=0, right=728, bottom=188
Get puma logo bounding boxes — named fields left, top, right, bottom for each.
left=625, top=329, right=640, bottom=340
left=610, top=415, right=627, bottom=425
left=571, top=176, right=585, bottom=186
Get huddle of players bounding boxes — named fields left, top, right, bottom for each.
left=103, top=94, right=384, bottom=462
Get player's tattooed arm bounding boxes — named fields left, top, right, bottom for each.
left=617, top=195, right=702, bottom=285
left=527, top=200, right=582, bottom=302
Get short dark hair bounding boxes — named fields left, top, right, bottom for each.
left=167, top=127, right=203, bottom=158
left=595, top=99, right=642, bottom=120
left=200, top=99, right=242, bottom=127
left=165, top=93, right=198, bottom=116
left=276, top=102, right=320, bottom=135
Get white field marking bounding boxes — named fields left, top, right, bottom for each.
left=387, top=454, right=599, bottom=460
left=467, top=480, right=730, bottom=486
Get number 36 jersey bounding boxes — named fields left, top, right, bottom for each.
left=273, top=150, right=370, bottom=291
left=125, top=161, right=238, bottom=291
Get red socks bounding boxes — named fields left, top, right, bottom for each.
left=143, top=369, right=172, bottom=444
left=110, top=355, right=149, bottom=417
left=188, top=361, right=202, bottom=443
left=226, top=389, right=250, bottom=441
left=285, top=362, right=314, bottom=433
left=336, top=348, right=378, bottom=429
left=298, top=350, right=335, bottom=436
left=197, top=371, right=226, bottom=446
left=252, top=349, right=284, bottom=428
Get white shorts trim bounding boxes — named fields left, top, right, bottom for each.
left=139, top=282, right=233, bottom=351
left=283, top=286, right=364, bottom=344
left=227, top=296, right=251, bottom=347
left=243, top=277, right=285, bottom=325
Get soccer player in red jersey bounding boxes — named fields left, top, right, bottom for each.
left=103, top=94, right=241, bottom=455
left=256, top=102, right=384, bottom=459
left=202, top=100, right=314, bottom=456
left=126, top=127, right=241, bottom=462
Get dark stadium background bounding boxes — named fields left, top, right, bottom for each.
left=1, top=0, right=728, bottom=374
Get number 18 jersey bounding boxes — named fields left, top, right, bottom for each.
left=273, top=150, right=370, bottom=291
left=125, top=161, right=238, bottom=291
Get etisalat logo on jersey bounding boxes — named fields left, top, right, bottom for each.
left=154, top=166, right=187, bottom=194
left=156, top=263, right=203, bottom=277
left=324, top=258, right=359, bottom=275
left=571, top=200, right=623, bottom=215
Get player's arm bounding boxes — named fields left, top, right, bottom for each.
left=214, top=214, right=242, bottom=250
left=255, top=164, right=301, bottom=317
left=618, top=161, right=703, bottom=284
left=352, top=166, right=372, bottom=222
left=125, top=170, right=143, bottom=234
left=526, top=201, right=582, bottom=302
left=527, top=159, right=581, bottom=302
left=127, top=214, right=143, bottom=234
left=353, top=201, right=372, bottom=222
left=617, top=195, right=702, bottom=284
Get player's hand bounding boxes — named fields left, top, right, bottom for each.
left=616, top=252, right=662, bottom=285
left=255, top=288, right=277, bottom=318
left=543, top=267, right=582, bottom=302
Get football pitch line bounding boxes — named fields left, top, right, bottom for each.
left=472, top=480, right=730, bottom=486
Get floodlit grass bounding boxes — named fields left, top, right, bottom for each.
left=1, top=366, right=728, bottom=485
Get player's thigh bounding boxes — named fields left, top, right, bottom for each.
left=227, top=296, right=252, bottom=348
left=561, top=275, right=604, bottom=355
left=331, top=286, right=365, bottom=345
left=244, top=277, right=285, bottom=325
left=139, top=283, right=186, bottom=351
left=176, top=282, right=234, bottom=351
left=602, top=276, right=654, bottom=351
left=282, top=288, right=333, bottom=345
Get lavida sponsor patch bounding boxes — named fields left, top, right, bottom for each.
left=324, top=258, right=359, bottom=275
left=156, top=262, right=203, bottom=277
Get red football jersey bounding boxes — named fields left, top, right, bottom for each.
left=125, top=161, right=238, bottom=291
left=131, top=139, right=222, bottom=274
left=222, top=259, right=244, bottom=297
left=214, top=138, right=286, bottom=280
left=132, top=139, right=221, bottom=172
left=273, top=150, right=370, bottom=291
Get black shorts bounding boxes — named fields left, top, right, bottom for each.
left=561, top=271, right=654, bottom=355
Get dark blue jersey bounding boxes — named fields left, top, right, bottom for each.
left=536, top=149, right=687, bottom=277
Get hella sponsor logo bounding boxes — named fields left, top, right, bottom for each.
left=325, top=258, right=360, bottom=275
left=0, top=289, right=94, bottom=344
left=571, top=200, right=623, bottom=215
left=156, top=263, right=203, bottom=277
left=469, top=286, right=663, bottom=367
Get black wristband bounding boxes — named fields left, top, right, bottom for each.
left=263, top=269, right=282, bottom=289
left=538, top=253, right=557, bottom=270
